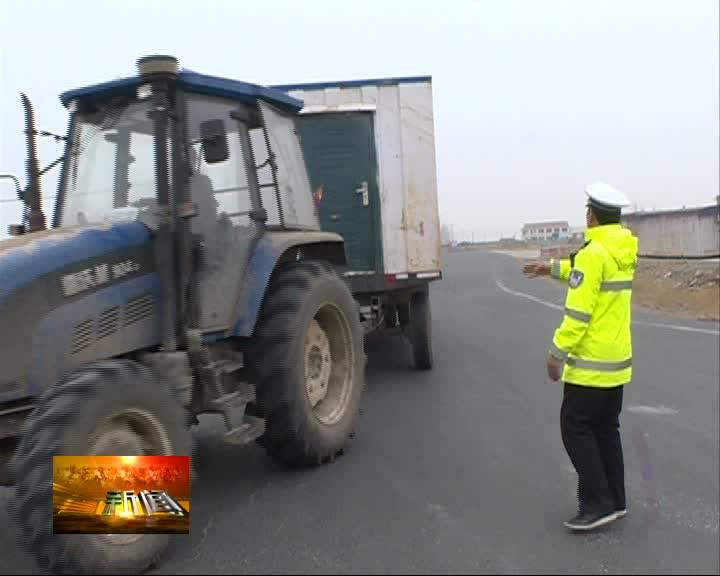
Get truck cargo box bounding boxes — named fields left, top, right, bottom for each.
left=272, top=77, right=442, bottom=285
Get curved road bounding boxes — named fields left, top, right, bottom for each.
left=1, top=249, right=718, bottom=574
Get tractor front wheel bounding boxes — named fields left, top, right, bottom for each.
left=10, top=360, right=191, bottom=575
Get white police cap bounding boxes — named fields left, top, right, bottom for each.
left=584, top=181, right=630, bottom=209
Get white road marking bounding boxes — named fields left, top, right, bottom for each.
left=627, top=405, right=679, bottom=416
left=495, top=279, right=563, bottom=311
left=633, top=319, right=720, bottom=335
left=492, top=249, right=542, bottom=260
left=495, top=279, right=720, bottom=337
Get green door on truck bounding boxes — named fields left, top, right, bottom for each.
left=296, top=112, right=381, bottom=273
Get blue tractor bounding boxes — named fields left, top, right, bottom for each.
left=0, top=55, right=365, bottom=574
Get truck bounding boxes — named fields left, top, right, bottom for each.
left=273, top=77, right=442, bottom=369
left=0, top=55, right=367, bottom=574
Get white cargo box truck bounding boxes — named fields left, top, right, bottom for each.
left=272, top=76, right=442, bottom=369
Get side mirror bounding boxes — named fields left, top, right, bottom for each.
left=200, top=119, right=229, bottom=164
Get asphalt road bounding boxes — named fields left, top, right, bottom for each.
left=1, top=249, right=718, bottom=574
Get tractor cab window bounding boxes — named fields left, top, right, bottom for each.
left=249, top=126, right=281, bottom=227
left=185, top=95, right=252, bottom=239
left=185, top=94, right=259, bottom=330
left=58, top=99, right=163, bottom=227
left=258, top=101, right=318, bottom=230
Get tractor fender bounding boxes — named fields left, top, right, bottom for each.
left=231, top=231, right=346, bottom=338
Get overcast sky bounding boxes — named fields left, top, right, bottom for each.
left=1, top=0, right=718, bottom=241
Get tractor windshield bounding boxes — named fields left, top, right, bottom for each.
left=57, top=98, right=165, bottom=227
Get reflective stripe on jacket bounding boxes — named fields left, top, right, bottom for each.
left=549, top=224, right=639, bottom=388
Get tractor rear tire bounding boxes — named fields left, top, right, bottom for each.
left=10, top=360, right=191, bottom=575
left=252, top=260, right=364, bottom=467
left=410, top=287, right=433, bottom=370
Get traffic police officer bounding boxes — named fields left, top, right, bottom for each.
left=524, top=182, right=639, bottom=532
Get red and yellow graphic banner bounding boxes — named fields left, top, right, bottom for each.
left=52, top=456, right=190, bottom=534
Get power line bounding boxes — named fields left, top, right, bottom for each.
left=0, top=195, right=56, bottom=204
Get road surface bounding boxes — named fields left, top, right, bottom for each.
left=1, top=249, right=718, bottom=574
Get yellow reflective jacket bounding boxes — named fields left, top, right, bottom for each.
left=549, top=224, right=639, bottom=388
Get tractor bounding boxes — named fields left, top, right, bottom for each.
left=0, top=55, right=365, bottom=574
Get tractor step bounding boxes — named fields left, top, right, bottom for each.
left=224, top=415, right=266, bottom=445
left=208, top=358, right=244, bottom=375
left=208, top=384, right=256, bottom=411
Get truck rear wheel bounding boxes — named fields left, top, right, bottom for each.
left=10, top=360, right=191, bottom=575
left=410, top=287, right=433, bottom=370
left=252, top=260, right=364, bottom=466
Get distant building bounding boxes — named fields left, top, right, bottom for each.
left=521, top=221, right=570, bottom=242
left=568, top=225, right=585, bottom=241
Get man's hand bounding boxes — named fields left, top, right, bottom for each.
left=546, top=355, right=563, bottom=381
left=523, top=262, right=551, bottom=278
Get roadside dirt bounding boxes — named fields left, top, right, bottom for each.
left=632, top=259, right=719, bottom=322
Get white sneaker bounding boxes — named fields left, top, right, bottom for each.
left=613, top=509, right=627, bottom=519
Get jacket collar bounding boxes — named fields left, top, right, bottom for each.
left=584, top=223, right=622, bottom=243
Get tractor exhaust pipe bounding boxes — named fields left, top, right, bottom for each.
left=138, top=55, right=180, bottom=352
left=20, top=94, right=47, bottom=233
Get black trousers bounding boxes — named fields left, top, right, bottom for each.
left=561, top=383, right=626, bottom=515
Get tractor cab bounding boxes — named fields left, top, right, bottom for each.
left=56, top=58, right=317, bottom=232
left=53, top=57, right=321, bottom=332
